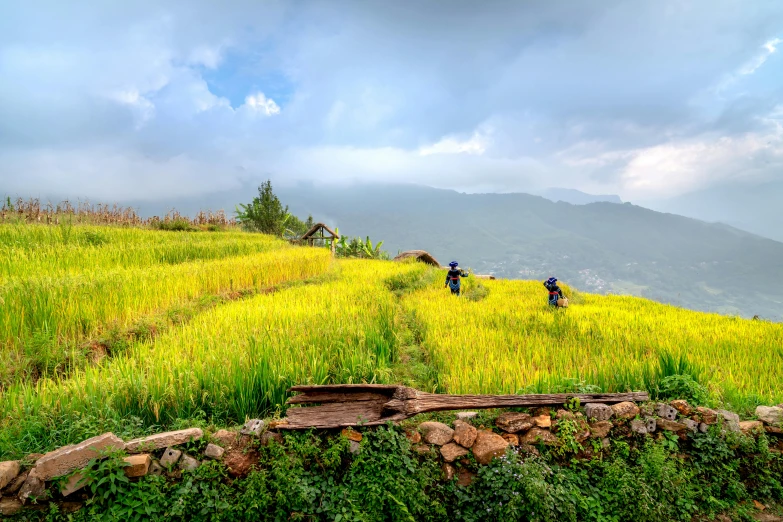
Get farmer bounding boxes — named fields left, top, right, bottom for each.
left=445, top=261, right=469, bottom=296
left=543, top=277, right=567, bottom=307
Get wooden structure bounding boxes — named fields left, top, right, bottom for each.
left=291, top=223, right=339, bottom=255
left=277, top=384, right=649, bottom=429
left=393, top=250, right=441, bottom=267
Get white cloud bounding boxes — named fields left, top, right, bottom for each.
left=107, top=89, right=155, bottom=128
left=243, top=92, right=281, bottom=116
left=738, top=37, right=781, bottom=76
left=419, top=129, right=492, bottom=156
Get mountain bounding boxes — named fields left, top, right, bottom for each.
left=539, top=188, right=623, bottom=205
left=639, top=180, right=783, bottom=243
left=51, top=182, right=783, bottom=320
left=274, top=183, right=783, bottom=320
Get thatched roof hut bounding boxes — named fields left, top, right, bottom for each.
left=291, top=222, right=339, bottom=254
left=393, top=250, right=441, bottom=267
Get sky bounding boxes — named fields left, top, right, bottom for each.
left=1, top=0, right=782, bottom=203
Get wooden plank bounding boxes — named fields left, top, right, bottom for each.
left=288, top=384, right=400, bottom=394
left=279, top=385, right=649, bottom=429
left=286, top=392, right=390, bottom=404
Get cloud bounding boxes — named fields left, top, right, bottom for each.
left=2, top=0, right=783, bottom=206
left=419, top=129, right=491, bottom=156
left=243, top=92, right=281, bottom=116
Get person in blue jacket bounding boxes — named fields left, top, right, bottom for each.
left=445, top=261, right=469, bottom=296
left=544, top=277, right=564, bottom=306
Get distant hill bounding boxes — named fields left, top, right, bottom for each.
left=44, top=182, right=783, bottom=320
left=539, top=188, right=623, bottom=205
left=273, top=183, right=783, bottom=320
left=640, top=180, right=783, bottom=243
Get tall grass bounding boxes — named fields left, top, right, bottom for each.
left=0, top=260, right=416, bottom=458
left=403, top=275, right=783, bottom=410
left=0, top=225, right=331, bottom=384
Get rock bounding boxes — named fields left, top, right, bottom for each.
left=5, top=470, right=28, bottom=494
left=501, top=433, right=519, bottom=446
left=697, top=407, right=718, bottom=425
left=405, top=430, right=421, bottom=444
left=656, top=403, right=678, bottom=421
left=519, top=428, right=558, bottom=446
left=204, top=444, right=225, bottom=460
left=260, top=431, right=283, bottom=447
left=716, top=410, right=741, bottom=432
left=211, top=429, right=238, bottom=447
left=555, top=409, right=576, bottom=420
left=471, top=431, right=509, bottom=465
left=239, top=419, right=265, bottom=437
left=584, top=403, right=613, bottom=422
left=611, top=402, right=640, bottom=420
left=61, top=471, right=91, bottom=496
left=670, top=400, right=693, bottom=416
left=223, top=447, right=259, bottom=477
left=341, top=429, right=362, bottom=442
left=440, top=442, right=469, bottom=462
left=452, top=420, right=477, bottom=448
left=574, top=420, right=592, bottom=442
left=765, top=425, right=783, bottom=436
left=716, top=409, right=740, bottom=424
left=412, top=444, right=431, bottom=455
left=519, top=444, right=540, bottom=456
left=178, top=454, right=200, bottom=472
left=756, top=406, right=783, bottom=426
left=419, top=422, right=454, bottom=446
left=682, top=419, right=698, bottom=433
left=739, top=421, right=764, bottom=435
left=125, top=428, right=203, bottom=453
left=630, top=419, right=648, bottom=435
left=18, top=469, right=45, bottom=504
left=442, top=463, right=455, bottom=481
left=348, top=441, right=361, bottom=455
left=149, top=460, right=164, bottom=476
left=533, top=415, right=552, bottom=428
left=456, top=468, right=476, bottom=487
left=0, top=460, right=20, bottom=490
left=0, top=497, right=23, bottom=516
left=601, top=438, right=611, bottom=449
left=644, top=417, right=657, bottom=433
left=21, top=454, right=43, bottom=466
left=159, top=447, right=182, bottom=467
left=699, top=422, right=709, bottom=433
left=34, top=432, right=124, bottom=481
left=123, top=454, right=151, bottom=477
left=495, top=412, right=534, bottom=433
left=455, top=412, right=478, bottom=420
left=533, top=407, right=552, bottom=417
left=589, top=421, right=612, bottom=439
left=656, top=419, right=687, bottom=432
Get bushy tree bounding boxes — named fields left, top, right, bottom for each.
left=235, top=180, right=291, bottom=236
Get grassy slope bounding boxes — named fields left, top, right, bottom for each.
left=1, top=225, right=781, bottom=460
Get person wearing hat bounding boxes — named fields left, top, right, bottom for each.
left=445, top=261, right=469, bottom=296
left=543, top=277, right=567, bottom=307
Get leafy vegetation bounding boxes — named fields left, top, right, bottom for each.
left=11, top=422, right=781, bottom=521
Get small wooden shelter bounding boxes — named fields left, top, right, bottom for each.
left=292, top=223, right=339, bottom=255
left=393, top=250, right=441, bottom=267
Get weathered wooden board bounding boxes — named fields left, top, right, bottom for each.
left=277, top=384, right=649, bottom=429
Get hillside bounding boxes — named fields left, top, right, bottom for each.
left=273, top=183, right=783, bottom=320
left=1, top=222, right=782, bottom=520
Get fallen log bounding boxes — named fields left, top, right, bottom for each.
left=278, top=384, right=649, bottom=429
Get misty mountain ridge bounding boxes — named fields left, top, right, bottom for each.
left=25, top=182, right=783, bottom=320
left=539, top=188, right=623, bottom=205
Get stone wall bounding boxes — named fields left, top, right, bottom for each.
left=1, top=402, right=781, bottom=517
